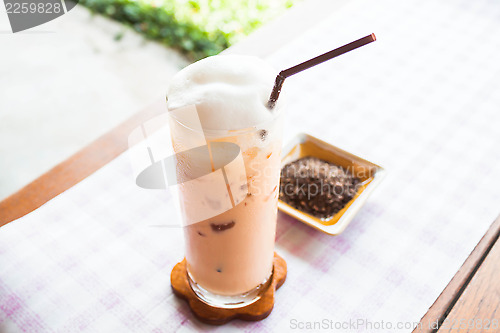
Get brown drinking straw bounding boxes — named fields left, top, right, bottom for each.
left=267, top=33, right=376, bottom=109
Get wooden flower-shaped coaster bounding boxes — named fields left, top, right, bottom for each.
left=171, top=252, right=287, bottom=325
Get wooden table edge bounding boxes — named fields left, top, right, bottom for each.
left=436, top=219, right=500, bottom=333
left=412, top=215, right=500, bottom=333
left=0, top=98, right=166, bottom=226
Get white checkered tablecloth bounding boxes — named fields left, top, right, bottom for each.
left=1, top=0, right=500, bottom=331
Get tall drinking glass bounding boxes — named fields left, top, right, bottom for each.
left=168, top=89, right=283, bottom=308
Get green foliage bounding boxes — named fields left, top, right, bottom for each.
left=79, top=0, right=300, bottom=61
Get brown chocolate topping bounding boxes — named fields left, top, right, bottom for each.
left=210, top=221, right=236, bottom=232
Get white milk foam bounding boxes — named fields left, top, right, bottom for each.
left=167, top=55, right=280, bottom=131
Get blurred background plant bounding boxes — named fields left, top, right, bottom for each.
left=79, top=0, right=301, bottom=61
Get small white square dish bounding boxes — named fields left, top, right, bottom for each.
left=278, top=133, right=385, bottom=235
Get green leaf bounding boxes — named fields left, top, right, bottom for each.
left=78, top=0, right=302, bottom=61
